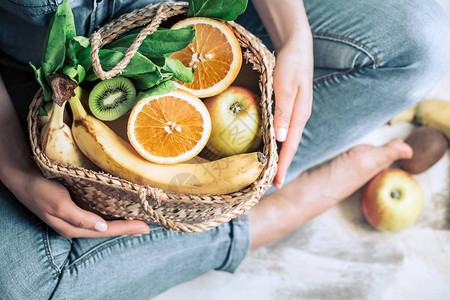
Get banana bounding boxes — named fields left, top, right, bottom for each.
left=40, top=101, right=95, bottom=169
left=39, top=101, right=71, bottom=128
left=183, top=155, right=210, bottom=164
left=68, top=96, right=267, bottom=195
left=415, top=99, right=450, bottom=139
left=388, top=105, right=416, bottom=125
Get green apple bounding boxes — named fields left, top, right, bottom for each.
left=203, top=86, right=262, bottom=157
left=362, top=169, right=424, bottom=231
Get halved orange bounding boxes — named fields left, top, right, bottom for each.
left=170, top=17, right=242, bottom=98
left=127, top=90, right=211, bottom=164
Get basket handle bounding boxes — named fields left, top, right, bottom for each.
left=138, top=186, right=260, bottom=233
left=90, top=4, right=167, bottom=80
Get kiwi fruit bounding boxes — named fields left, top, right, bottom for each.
left=89, top=77, right=136, bottom=121
left=398, top=126, right=448, bottom=174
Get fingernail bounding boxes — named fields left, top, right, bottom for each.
left=134, top=234, right=143, bottom=237
left=275, top=177, right=285, bottom=189
left=277, top=128, right=287, bottom=142
left=137, top=227, right=150, bottom=235
left=94, top=221, right=107, bottom=232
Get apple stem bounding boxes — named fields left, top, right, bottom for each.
left=230, top=102, right=241, bottom=114
left=390, top=189, right=402, bottom=199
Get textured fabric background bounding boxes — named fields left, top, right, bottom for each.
left=155, top=1, right=450, bottom=299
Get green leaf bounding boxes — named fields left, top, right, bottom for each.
left=73, top=36, right=90, bottom=48
left=85, top=48, right=159, bottom=81
left=59, top=0, right=76, bottom=39
left=136, top=81, right=176, bottom=99
left=29, top=62, right=52, bottom=101
left=130, top=72, right=162, bottom=90
left=42, top=15, right=66, bottom=77
left=62, top=66, right=78, bottom=79
left=39, top=105, right=48, bottom=116
left=65, top=36, right=90, bottom=68
left=105, top=27, right=196, bottom=57
left=149, top=56, right=166, bottom=68
left=159, top=72, right=174, bottom=83
left=187, top=0, right=248, bottom=21
left=74, top=40, right=93, bottom=73
left=41, top=0, right=78, bottom=78
left=163, top=58, right=194, bottom=83
left=63, top=64, right=85, bottom=83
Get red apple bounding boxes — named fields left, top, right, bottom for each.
left=203, top=86, right=262, bottom=157
left=362, top=169, right=424, bottom=231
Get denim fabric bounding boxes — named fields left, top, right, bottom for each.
left=0, top=0, right=183, bottom=68
left=0, top=181, right=250, bottom=299
left=1, top=0, right=450, bottom=299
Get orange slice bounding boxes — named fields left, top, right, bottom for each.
left=170, top=17, right=242, bottom=98
left=127, top=90, right=211, bottom=164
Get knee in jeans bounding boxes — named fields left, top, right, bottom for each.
left=380, top=0, right=450, bottom=73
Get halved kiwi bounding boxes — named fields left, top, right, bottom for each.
left=89, top=77, right=136, bottom=121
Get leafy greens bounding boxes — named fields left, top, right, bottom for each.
left=187, top=0, right=248, bottom=21
left=31, top=0, right=249, bottom=114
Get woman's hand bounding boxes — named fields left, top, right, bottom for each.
left=12, top=169, right=150, bottom=239
left=251, top=0, right=314, bottom=188
left=0, top=73, right=149, bottom=239
left=273, top=32, right=314, bottom=188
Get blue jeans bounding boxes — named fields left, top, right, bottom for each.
left=1, top=0, right=449, bottom=299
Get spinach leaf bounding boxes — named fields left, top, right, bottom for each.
left=109, top=47, right=159, bottom=76
left=59, top=0, right=76, bottom=39
left=72, top=37, right=93, bottom=73
left=130, top=72, right=162, bottom=90
left=187, top=0, right=248, bottom=21
left=163, top=57, right=194, bottom=83
left=39, top=106, right=48, bottom=116
left=41, top=15, right=66, bottom=77
left=149, top=56, right=166, bottom=68
left=63, top=64, right=86, bottom=83
left=136, top=81, right=176, bottom=100
left=85, top=48, right=158, bottom=81
left=29, top=62, right=52, bottom=102
left=31, top=0, right=78, bottom=104
left=159, top=72, right=174, bottom=83
left=105, top=27, right=195, bottom=57
left=65, top=36, right=90, bottom=69
left=41, top=0, right=77, bottom=78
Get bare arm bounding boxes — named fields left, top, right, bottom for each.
left=0, top=74, right=150, bottom=238
left=252, top=0, right=314, bottom=188
left=0, top=75, right=36, bottom=186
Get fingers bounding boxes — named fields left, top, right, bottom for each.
left=26, top=174, right=151, bottom=239
left=99, top=220, right=151, bottom=237
left=272, top=48, right=313, bottom=188
left=274, top=84, right=312, bottom=188
left=53, top=200, right=110, bottom=232
left=47, top=214, right=150, bottom=239
left=273, top=62, right=296, bottom=143
left=47, top=194, right=150, bottom=239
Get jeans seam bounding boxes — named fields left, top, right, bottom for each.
left=313, top=67, right=362, bottom=86
left=312, top=31, right=380, bottom=68
left=63, top=228, right=165, bottom=270
left=43, top=225, right=62, bottom=276
left=64, top=236, right=134, bottom=270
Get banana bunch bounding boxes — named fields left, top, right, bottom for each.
left=67, top=94, right=266, bottom=195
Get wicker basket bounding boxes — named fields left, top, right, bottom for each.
left=27, top=1, right=277, bottom=233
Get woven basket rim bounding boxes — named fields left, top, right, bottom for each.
left=27, top=1, right=278, bottom=232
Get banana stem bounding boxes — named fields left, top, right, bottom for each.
left=68, top=87, right=87, bottom=120
left=48, top=101, right=66, bottom=129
